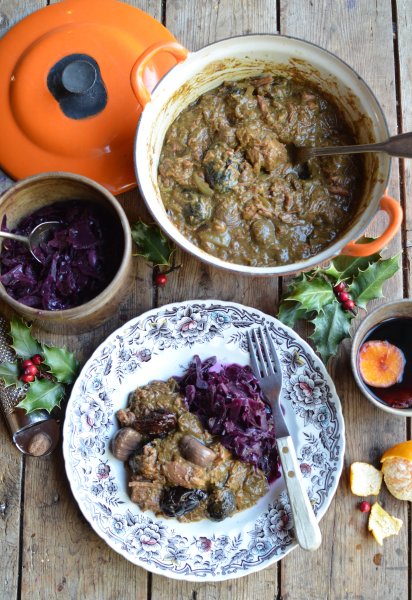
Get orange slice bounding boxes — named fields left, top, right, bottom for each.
left=358, top=340, right=405, bottom=388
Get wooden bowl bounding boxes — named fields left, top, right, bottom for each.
left=0, top=172, right=132, bottom=333
left=351, top=299, right=412, bottom=417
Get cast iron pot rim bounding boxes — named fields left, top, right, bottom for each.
left=134, top=33, right=391, bottom=276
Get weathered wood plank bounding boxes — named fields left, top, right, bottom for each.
left=0, top=3, right=47, bottom=597
left=280, top=1, right=408, bottom=599
left=13, top=1, right=157, bottom=598
left=159, top=0, right=280, bottom=320
left=0, top=420, right=22, bottom=600
left=152, top=0, right=280, bottom=598
left=397, top=0, right=412, bottom=296
left=396, top=0, right=412, bottom=583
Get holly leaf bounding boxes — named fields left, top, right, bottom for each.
left=42, top=345, right=79, bottom=384
left=309, top=302, right=353, bottom=363
left=0, top=361, right=21, bottom=387
left=10, top=317, right=42, bottom=359
left=131, top=220, right=175, bottom=267
left=349, top=254, right=401, bottom=309
left=288, top=275, right=335, bottom=312
left=324, top=238, right=381, bottom=282
left=16, top=379, right=65, bottom=414
left=283, top=272, right=306, bottom=294
left=277, top=301, right=311, bottom=328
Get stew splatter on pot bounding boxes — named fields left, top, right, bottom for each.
left=158, top=74, right=364, bottom=266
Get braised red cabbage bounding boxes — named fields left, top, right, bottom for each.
left=0, top=202, right=121, bottom=310
left=178, top=355, right=280, bottom=482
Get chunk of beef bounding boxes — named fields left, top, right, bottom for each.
left=236, top=125, right=287, bottom=172
left=131, top=443, right=165, bottom=483
left=116, top=408, right=136, bottom=428
left=162, top=460, right=208, bottom=490
left=158, top=156, right=194, bottom=188
left=129, top=478, right=164, bottom=513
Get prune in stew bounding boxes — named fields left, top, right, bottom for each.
left=133, top=410, right=177, bottom=436
left=207, top=488, right=236, bottom=521
left=160, top=486, right=207, bottom=517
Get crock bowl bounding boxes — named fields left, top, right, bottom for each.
left=351, top=299, right=412, bottom=417
left=134, top=34, right=402, bottom=276
left=0, top=172, right=132, bottom=333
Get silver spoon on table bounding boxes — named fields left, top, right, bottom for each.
left=0, top=221, right=61, bottom=263
left=290, top=131, right=412, bottom=165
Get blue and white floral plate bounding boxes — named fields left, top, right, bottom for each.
left=63, top=300, right=345, bottom=581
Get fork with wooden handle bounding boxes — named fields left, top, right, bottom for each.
left=247, top=326, right=322, bottom=551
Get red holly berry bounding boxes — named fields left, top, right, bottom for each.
left=343, top=299, right=355, bottom=311
left=22, top=359, right=33, bottom=368
left=31, top=354, right=43, bottom=365
left=24, top=365, right=38, bottom=376
left=338, top=291, right=350, bottom=303
left=359, top=501, right=371, bottom=513
left=20, top=374, right=35, bottom=383
left=155, top=273, right=168, bottom=286
left=333, top=282, right=347, bottom=294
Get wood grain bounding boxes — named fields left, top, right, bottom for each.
left=396, top=2, right=412, bottom=579
left=397, top=0, right=412, bottom=296
left=0, top=1, right=410, bottom=599
left=280, top=1, right=408, bottom=599
left=0, top=3, right=47, bottom=598
left=0, top=420, right=22, bottom=600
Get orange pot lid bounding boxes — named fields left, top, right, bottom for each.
left=0, top=0, right=181, bottom=195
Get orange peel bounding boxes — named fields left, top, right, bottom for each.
left=381, top=441, right=412, bottom=501
left=368, top=502, right=403, bottom=545
left=381, top=440, right=412, bottom=463
left=358, top=340, right=405, bottom=388
left=350, top=462, right=382, bottom=496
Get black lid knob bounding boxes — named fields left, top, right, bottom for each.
left=47, top=54, right=107, bottom=120
left=61, top=59, right=97, bottom=95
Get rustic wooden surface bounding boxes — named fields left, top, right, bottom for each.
left=0, top=1, right=410, bottom=599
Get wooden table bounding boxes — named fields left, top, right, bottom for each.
left=0, top=1, right=411, bottom=598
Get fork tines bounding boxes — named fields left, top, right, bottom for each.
left=247, top=326, right=281, bottom=378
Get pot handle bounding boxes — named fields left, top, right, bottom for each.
left=130, top=41, right=189, bottom=108
left=341, top=193, right=403, bottom=257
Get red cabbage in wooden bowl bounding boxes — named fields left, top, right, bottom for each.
left=0, top=173, right=132, bottom=333
left=0, top=202, right=119, bottom=311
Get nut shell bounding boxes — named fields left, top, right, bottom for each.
left=381, top=456, right=412, bottom=501
left=110, top=427, right=143, bottom=462
left=179, top=435, right=217, bottom=467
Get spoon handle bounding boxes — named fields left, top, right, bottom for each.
left=311, top=131, right=412, bottom=159
left=0, top=231, right=30, bottom=245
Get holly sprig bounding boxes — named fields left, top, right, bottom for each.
left=0, top=317, right=79, bottom=414
left=277, top=240, right=400, bottom=364
left=131, top=220, right=181, bottom=286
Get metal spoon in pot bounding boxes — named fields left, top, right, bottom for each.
left=0, top=221, right=61, bottom=263
left=289, top=131, right=412, bottom=165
